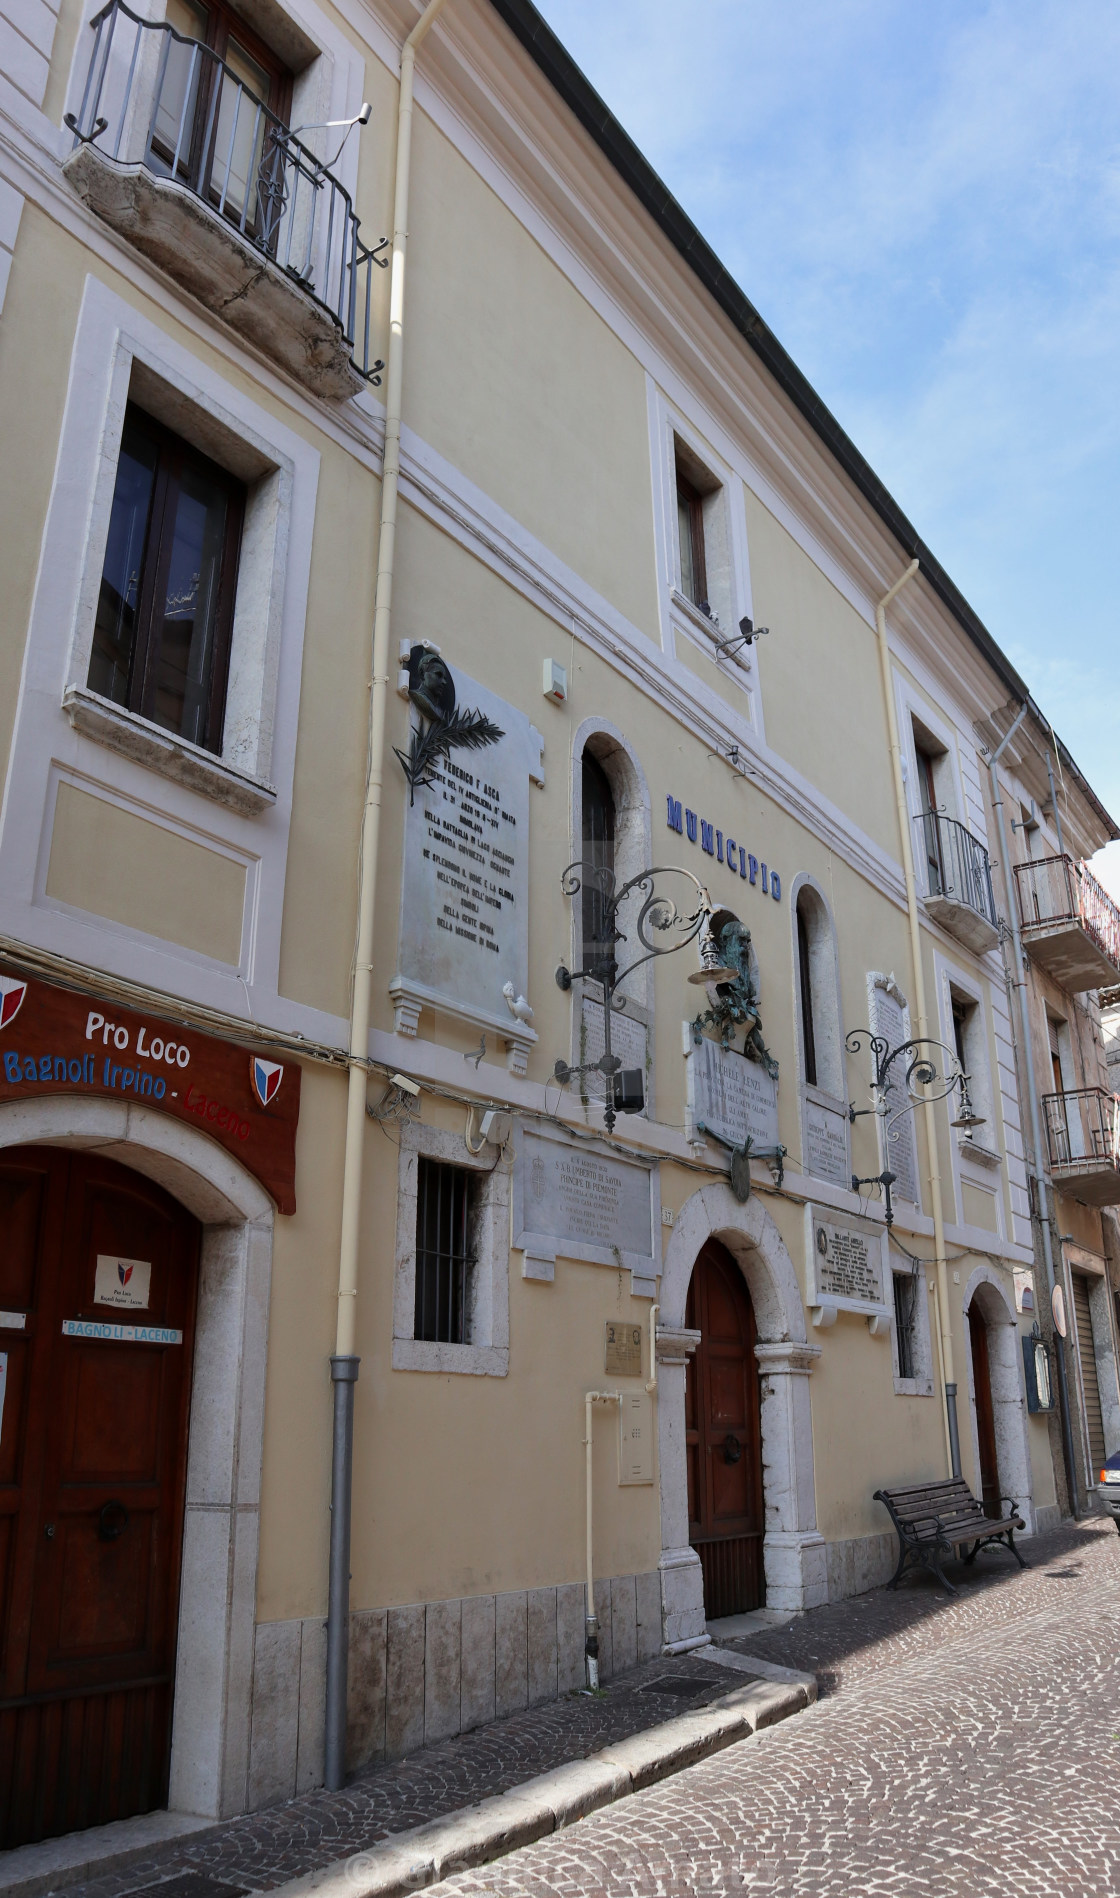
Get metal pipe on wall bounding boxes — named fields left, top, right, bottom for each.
left=872, top=559, right=960, bottom=1477
left=584, top=1391, right=620, bottom=1689
left=324, top=0, right=454, bottom=1793
left=985, top=713, right=1080, bottom=1518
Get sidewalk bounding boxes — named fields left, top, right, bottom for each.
left=1, top=1648, right=812, bottom=1898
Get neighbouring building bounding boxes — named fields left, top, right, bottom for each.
left=1, top=0, right=1118, bottom=1854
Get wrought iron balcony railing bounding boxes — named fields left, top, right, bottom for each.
left=913, top=809, right=998, bottom=947
left=66, top=0, right=385, bottom=392
left=1013, top=854, right=1120, bottom=990
left=1041, top=1086, right=1120, bottom=1204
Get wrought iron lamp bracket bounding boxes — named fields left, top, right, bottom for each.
left=553, top=859, right=712, bottom=1135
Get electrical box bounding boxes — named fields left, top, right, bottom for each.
left=618, top=1390, right=654, bottom=1485
left=542, top=657, right=568, bottom=704
left=605, top=1321, right=642, bottom=1378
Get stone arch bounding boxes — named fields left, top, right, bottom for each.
left=656, top=1182, right=827, bottom=1645
left=0, top=1095, right=274, bottom=1820
left=962, top=1263, right=1035, bottom=1532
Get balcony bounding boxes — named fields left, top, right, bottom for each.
left=1014, top=854, right=1120, bottom=991
left=64, top=1, right=385, bottom=399
left=1042, top=1087, right=1120, bottom=1205
left=913, top=809, right=999, bottom=953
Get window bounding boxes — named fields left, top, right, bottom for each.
left=90, top=405, right=244, bottom=756
left=796, top=898, right=817, bottom=1088
left=893, top=1271, right=918, bottom=1381
left=393, top=1122, right=510, bottom=1375
left=676, top=466, right=708, bottom=613
left=152, top=0, right=293, bottom=240
left=414, top=1156, right=476, bottom=1344
left=581, top=752, right=616, bottom=978
left=914, top=731, right=944, bottom=894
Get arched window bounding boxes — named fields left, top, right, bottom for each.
left=796, top=897, right=817, bottom=1087
left=793, top=883, right=843, bottom=1099
left=581, top=751, right=616, bottom=977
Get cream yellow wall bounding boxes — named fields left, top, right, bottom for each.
left=0, top=208, right=87, bottom=797
left=744, top=488, right=898, bottom=859
left=404, top=110, right=662, bottom=643
left=47, top=783, right=246, bottom=961
left=254, top=1085, right=660, bottom=1619
left=805, top=1307, right=944, bottom=1543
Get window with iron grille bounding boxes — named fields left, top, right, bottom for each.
left=893, top=1271, right=918, bottom=1382
left=414, top=1157, right=477, bottom=1345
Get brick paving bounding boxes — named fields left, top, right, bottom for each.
left=62, top=1653, right=757, bottom=1898
left=427, top=1516, right=1120, bottom=1898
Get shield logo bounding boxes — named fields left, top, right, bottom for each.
left=118, top=1262, right=133, bottom=1287
left=251, top=1058, right=283, bottom=1109
left=0, top=976, right=27, bottom=1032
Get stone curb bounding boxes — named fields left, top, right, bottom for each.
left=262, top=1670, right=816, bottom=1898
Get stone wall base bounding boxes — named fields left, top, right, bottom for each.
left=825, top=1531, right=899, bottom=1602
left=246, top=1571, right=662, bottom=1809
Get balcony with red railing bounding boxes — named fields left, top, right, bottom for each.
left=1041, top=1086, right=1120, bottom=1205
left=1013, top=855, right=1120, bottom=991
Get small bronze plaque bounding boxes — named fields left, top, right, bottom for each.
left=605, top=1321, right=643, bottom=1378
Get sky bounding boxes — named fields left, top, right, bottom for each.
left=532, top=0, right=1120, bottom=891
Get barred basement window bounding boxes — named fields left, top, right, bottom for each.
left=893, top=1271, right=918, bottom=1382
left=414, top=1156, right=476, bottom=1344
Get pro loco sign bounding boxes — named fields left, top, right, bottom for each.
left=0, top=967, right=301, bottom=1213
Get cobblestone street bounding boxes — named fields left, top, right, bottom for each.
left=427, top=1517, right=1120, bottom=1898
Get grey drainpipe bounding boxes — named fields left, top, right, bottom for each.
left=986, top=708, right=1080, bottom=1517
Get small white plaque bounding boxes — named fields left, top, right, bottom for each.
left=804, top=1099, right=849, bottom=1187
left=94, top=1255, right=152, bottom=1310
left=581, top=1000, right=647, bottom=1087
left=804, top=1203, right=890, bottom=1323
left=0, top=1311, right=26, bottom=1330
left=618, top=1390, right=654, bottom=1485
left=63, top=1319, right=182, bottom=1344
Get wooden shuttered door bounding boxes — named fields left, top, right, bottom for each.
left=1071, top=1273, right=1106, bottom=1473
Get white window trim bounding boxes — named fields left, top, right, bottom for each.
left=0, top=274, right=319, bottom=1018
left=889, top=1254, right=935, bottom=1397
left=788, top=871, right=850, bottom=1192
left=392, top=1121, right=511, bottom=1377
left=569, top=718, right=654, bottom=1123
left=935, top=953, right=1006, bottom=1242
left=645, top=382, right=762, bottom=734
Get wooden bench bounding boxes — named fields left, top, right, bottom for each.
left=874, top=1478, right=1027, bottom=1594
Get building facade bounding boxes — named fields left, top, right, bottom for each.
left=1, top=0, right=1118, bottom=1852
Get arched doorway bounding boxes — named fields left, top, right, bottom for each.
left=685, top=1239, right=765, bottom=1617
left=967, top=1301, right=1001, bottom=1518
left=0, top=1147, right=200, bottom=1847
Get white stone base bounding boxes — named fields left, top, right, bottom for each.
left=824, top=1531, right=899, bottom=1602
left=658, top=1545, right=706, bottom=1649
left=246, top=1569, right=663, bottom=1806
left=763, top=1530, right=829, bottom=1612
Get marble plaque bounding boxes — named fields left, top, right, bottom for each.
left=868, top=980, right=921, bottom=1206
left=686, top=1035, right=779, bottom=1150
left=513, top=1122, right=659, bottom=1290
left=805, top=1205, right=889, bottom=1315
left=394, top=668, right=535, bottom=1044
left=581, top=999, right=647, bottom=1096
left=804, top=1099, right=849, bottom=1188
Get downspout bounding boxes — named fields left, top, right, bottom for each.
left=584, top=1391, right=620, bottom=1688
left=873, top=559, right=960, bottom=1477
left=985, top=711, right=1080, bottom=1516
left=324, top=0, right=454, bottom=1792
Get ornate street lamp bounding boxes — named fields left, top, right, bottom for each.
left=845, top=1028, right=986, bottom=1228
left=554, top=861, right=713, bottom=1134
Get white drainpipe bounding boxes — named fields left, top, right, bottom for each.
left=873, top=559, right=960, bottom=1478
left=324, top=0, right=455, bottom=1792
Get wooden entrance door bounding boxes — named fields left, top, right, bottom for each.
left=968, top=1303, right=1001, bottom=1519
left=1071, top=1273, right=1106, bottom=1473
left=685, top=1240, right=764, bottom=1618
left=0, top=1148, right=200, bottom=1848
